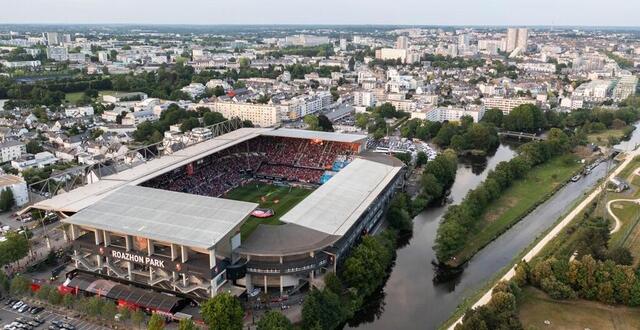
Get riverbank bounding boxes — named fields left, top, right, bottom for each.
left=437, top=172, right=605, bottom=330
left=448, top=154, right=584, bottom=267
left=445, top=147, right=638, bottom=329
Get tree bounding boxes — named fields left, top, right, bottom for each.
left=178, top=318, right=197, bottom=330
left=0, top=188, right=15, bottom=211
left=302, top=289, right=346, bottom=330
left=26, top=140, right=43, bottom=154
left=131, top=309, right=146, bottom=329
left=416, top=151, right=428, bottom=167
left=203, top=111, right=226, bottom=126
left=503, top=104, right=545, bottom=132
left=9, top=275, right=30, bottom=296
left=147, top=313, right=165, bottom=330
left=257, top=311, right=293, bottom=330
left=317, top=115, right=334, bottom=132
left=180, top=117, right=201, bottom=132
left=36, top=285, right=51, bottom=301
left=101, top=302, right=118, bottom=321
left=200, top=292, right=244, bottom=330
left=482, top=108, right=503, bottom=127
left=303, top=115, right=320, bottom=131
left=48, top=288, right=62, bottom=305
left=62, top=294, right=75, bottom=309
left=355, top=113, right=370, bottom=130
left=0, top=232, right=29, bottom=267
left=211, top=86, right=226, bottom=97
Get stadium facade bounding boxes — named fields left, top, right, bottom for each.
left=29, top=128, right=406, bottom=306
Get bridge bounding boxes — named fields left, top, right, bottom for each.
left=498, top=130, right=546, bottom=141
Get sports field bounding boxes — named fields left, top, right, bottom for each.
left=224, top=182, right=313, bottom=239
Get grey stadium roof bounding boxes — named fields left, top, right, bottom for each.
left=30, top=127, right=271, bottom=213
left=260, top=128, right=367, bottom=143
left=63, top=186, right=258, bottom=249
left=280, top=157, right=403, bottom=236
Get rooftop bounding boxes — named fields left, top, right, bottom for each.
left=280, top=157, right=403, bottom=236
left=63, top=186, right=258, bottom=249
left=0, top=174, right=25, bottom=187
left=260, top=128, right=367, bottom=144
left=29, top=127, right=271, bottom=213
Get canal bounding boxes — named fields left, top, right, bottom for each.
left=347, top=137, right=622, bottom=329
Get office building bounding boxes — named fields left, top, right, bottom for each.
left=396, top=36, right=409, bottom=49
left=45, top=32, right=60, bottom=46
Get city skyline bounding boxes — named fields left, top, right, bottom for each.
left=2, top=0, right=640, bottom=27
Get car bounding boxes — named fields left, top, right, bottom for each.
left=47, top=326, right=57, bottom=330
left=18, top=304, right=30, bottom=313
left=6, top=299, right=16, bottom=306
left=50, top=321, right=62, bottom=327
left=27, top=322, right=38, bottom=328
left=30, top=307, right=44, bottom=315
left=60, top=324, right=74, bottom=330
left=12, top=301, right=24, bottom=309
left=31, top=318, right=43, bottom=325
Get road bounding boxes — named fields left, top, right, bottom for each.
left=448, top=148, right=640, bottom=329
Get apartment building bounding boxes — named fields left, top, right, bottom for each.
left=482, top=97, right=537, bottom=114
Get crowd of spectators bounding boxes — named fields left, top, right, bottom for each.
left=142, top=136, right=357, bottom=197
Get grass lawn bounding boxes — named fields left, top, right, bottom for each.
left=224, top=182, right=313, bottom=240
left=64, top=92, right=85, bottom=104
left=609, top=202, right=640, bottom=246
left=454, top=155, right=582, bottom=264
left=587, top=128, right=625, bottom=146
left=518, top=287, right=640, bottom=330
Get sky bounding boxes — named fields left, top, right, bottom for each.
left=1, top=0, right=638, bottom=27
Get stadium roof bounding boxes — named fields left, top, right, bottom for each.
left=63, top=186, right=257, bottom=249
left=260, top=128, right=367, bottom=144
left=280, top=157, right=403, bottom=236
left=30, top=127, right=270, bottom=213
left=237, top=223, right=338, bottom=256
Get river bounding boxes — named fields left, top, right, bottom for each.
left=347, top=133, right=631, bottom=329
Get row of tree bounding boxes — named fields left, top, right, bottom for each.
left=483, top=100, right=640, bottom=135
left=435, top=129, right=572, bottom=264
left=401, top=117, right=500, bottom=153
left=412, top=150, right=458, bottom=213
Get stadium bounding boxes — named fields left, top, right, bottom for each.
left=27, top=127, right=406, bottom=315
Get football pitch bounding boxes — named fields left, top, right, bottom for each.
left=224, top=182, right=313, bottom=239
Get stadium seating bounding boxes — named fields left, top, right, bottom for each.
left=141, top=136, right=356, bottom=197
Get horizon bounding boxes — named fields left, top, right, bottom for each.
left=2, top=0, right=639, bottom=27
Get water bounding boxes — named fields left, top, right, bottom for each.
left=614, top=122, right=640, bottom=152
left=347, top=137, right=623, bottom=330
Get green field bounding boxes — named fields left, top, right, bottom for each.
left=518, top=287, right=640, bottom=330
left=65, top=90, right=118, bottom=105
left=587, top=128, right=626, bottom=146
left=64, top=92, right=85, bottom=104
left=454, top=155, right=582, bottom=263
left=224, top=182, right=313, bottom=239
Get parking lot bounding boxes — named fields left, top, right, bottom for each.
left=0, top=304, right=111, bottom=330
